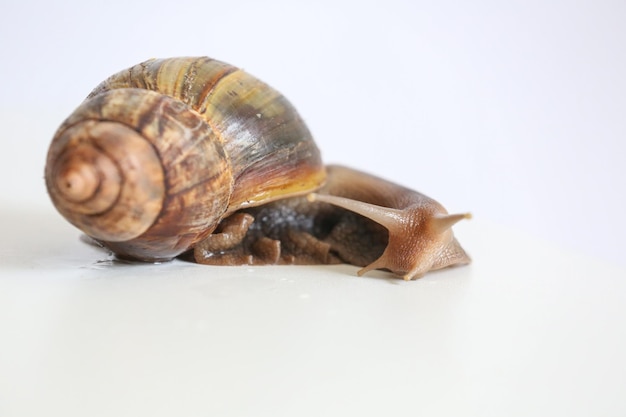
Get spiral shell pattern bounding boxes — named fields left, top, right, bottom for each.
left=46, top=57, right=325, bottom=261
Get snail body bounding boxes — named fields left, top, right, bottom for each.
left=46, top=56, right=470, bottom=280
left=195, top=165, right=471, bottom=279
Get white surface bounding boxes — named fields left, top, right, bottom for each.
left=1, top=206, right=625, bottom=416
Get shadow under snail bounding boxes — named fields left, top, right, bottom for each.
left=45, top=56, right=471, bottom=280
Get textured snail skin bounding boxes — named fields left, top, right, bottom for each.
left=46, top=56, right=470, bottom=279
left=195, top=165, right=471, bottom=280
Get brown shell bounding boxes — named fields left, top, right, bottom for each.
left=45, top=57, right=326, bottom=261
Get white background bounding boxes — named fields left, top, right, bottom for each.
left=1, top=0, right=625, bottom=267
left=1, top=2, right=626, bottom=416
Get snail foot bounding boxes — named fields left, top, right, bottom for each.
left=250, top=237, right=282, bottom=264
left=194, top=213, right=255, bottom=265
left=282, top=230, right=342, bottom=265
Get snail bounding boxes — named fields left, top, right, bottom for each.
left=45, top=56, right=471, bottom=280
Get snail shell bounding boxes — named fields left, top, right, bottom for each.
left=45, top=57, right=325, bottom=261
